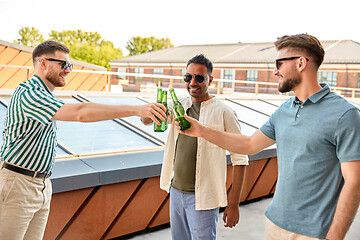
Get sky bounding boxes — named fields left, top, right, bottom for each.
left=1, top=0, right=360, bottom=55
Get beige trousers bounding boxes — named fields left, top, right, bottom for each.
left=265, top=217, right=325, bottom=240
left=0, top=165, right=52, bottom=240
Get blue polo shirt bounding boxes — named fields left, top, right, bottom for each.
left=260, top=83, right=360, bottom=238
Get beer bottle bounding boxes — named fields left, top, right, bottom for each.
left=169, top=88, right=191, bottom=131
left=154, top=87, right=163, bottom=132
left=161, top=90, right=168, bottom=131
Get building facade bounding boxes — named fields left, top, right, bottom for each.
left=110, top=40, right=360, bottom=96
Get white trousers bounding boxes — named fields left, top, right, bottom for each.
left=265, top=217, right=324, bottom=240
left=0, top=164, right=52, bottom=240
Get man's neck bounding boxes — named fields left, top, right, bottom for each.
left=34, top=72, right=55, bottom=92
left=293, top=80, right=322, bottom=102
left=191, top=94, right=212, bottom=103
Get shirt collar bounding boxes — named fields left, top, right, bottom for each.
left=32, top=75, right=53, bottom=95
left=292, top=83, right=330, bottom=106
left=184, top=95, right=216, bottom=109
left=307, top=83, right=330, bottom=104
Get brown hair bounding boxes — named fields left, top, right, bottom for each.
left=274, top=34, right=325, bottom=69
left=32, top=41, right=69, bottom=63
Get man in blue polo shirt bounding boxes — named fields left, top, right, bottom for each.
left=179, top=34, right=360, bottom=240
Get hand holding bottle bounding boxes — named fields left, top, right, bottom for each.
left=169, top=88, right=191, bottom=131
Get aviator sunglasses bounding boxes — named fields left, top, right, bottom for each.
left=275, top=56, right=309, bottom=71
left=183, top=73, right=208, bottom=83
left=38, top=58, right=73, bottom=71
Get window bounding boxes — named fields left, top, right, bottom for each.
left=153, top=68, right=163, bottom=83
left=181, top=68, right=186, bottom=82
left=134, top=67, right=144, bottom=82
left=318, top=71, right=337, bottom=87
left=246, top=70, right=258, bottom=82
left=222, top=69, right=235, bottom=89
left=358, top=73, right=360, bottom=88
left=117, top=67, right=127, bottom=79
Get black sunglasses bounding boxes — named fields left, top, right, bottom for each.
left=183, top=73, right=208, bottom=83
left=275, top=56, right=309, bottom=71
left=41, top=58, right=73, bottom=71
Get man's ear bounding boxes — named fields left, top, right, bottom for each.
left=208, top=75, right=214, bottom=85
left=298, top=57, right=308, bottom=72
left=37, top=58, right=47, bottom=70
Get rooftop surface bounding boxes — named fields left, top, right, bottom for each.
left=124, top=197, right=360, bottom=240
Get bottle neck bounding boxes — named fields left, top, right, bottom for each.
left=157, top=88, right=162, bottom=102
left=162, top=92, right=167, bottom=103
left=170, top=89, right=179, bottom=103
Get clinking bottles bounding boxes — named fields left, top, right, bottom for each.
left=169, top=88, right=191, bottom=131
left=154, top=87, right=164, bottom=132
left=161, top=90, right=168, bottom=131
left=154, top=88, right=168, bottom=132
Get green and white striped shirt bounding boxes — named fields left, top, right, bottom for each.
left=1, top=75, right=64, bottom=173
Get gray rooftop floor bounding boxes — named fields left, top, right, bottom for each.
left=124, top=197, right=360, bottom=240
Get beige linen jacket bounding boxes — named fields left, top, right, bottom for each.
left=160, top=96, right=248, bottom=210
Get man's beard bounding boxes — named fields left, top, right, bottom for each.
left=46, top=70, right=65, bottom=88
left=278, top=76, right=301, bottom=93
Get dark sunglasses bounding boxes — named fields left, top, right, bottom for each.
left=275, top=56, right=309, bottom=71
left=183, top=73, right=208, bottom=83
left=40, top=58, right=73, bottom=71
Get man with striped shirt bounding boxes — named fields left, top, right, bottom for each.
left=0, top=41, right=166, bottom=240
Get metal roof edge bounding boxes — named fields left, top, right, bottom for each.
left=0, top=39, right=107, bottom=71
left=0, top=39, right=34, bottom=52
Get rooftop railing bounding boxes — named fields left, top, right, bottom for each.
left=1, top=64, right=360, bottom=98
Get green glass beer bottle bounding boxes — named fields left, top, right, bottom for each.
left=161, top=90, right=168, bottom=131
left=169, top=88, right=191, bottom=131
left=154, top=87, right=163, bottom=132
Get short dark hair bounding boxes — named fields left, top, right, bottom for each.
left=186, top=54, right=213, bottom=75
left=32, top=41, right=70, bottom=63
left=274, top=34, right=325, bottom=69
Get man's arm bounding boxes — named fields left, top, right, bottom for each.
left=326, top=161, right=360, bottom=240
left=180, top=114, right=275, bottom=155
left=223, top=165, right=246, bottom=228
left=51, top=102, right=166, bottom=125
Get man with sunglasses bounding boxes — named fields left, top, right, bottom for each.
left=0, top=41, right=166, bottom=240
left=178, top=34, right=360, bottom=240
left=141, top=54, right=248, bottom=240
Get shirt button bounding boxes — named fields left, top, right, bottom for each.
left=297, top=114, right=300, bottom=118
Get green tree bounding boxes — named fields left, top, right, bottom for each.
left=126, top=36, right=174, bottom=56
left=48, top=30, right=122, bottom=70
left=15, top=27, right=44, bottom=47
left=15, top=27, right=123, bottom=70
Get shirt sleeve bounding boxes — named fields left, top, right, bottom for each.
left=260, top=112, right=276, bottom=141
left=335, top=107, right=360, bottom=163
left=21, top=89, right=65, bottom=125
left=224, top=108, right=249, bottom=166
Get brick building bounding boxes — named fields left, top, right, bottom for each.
left=110, top=40, right=360, bottom=96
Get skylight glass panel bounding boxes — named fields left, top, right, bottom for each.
left=56, top=146, right=70, bottom=157
left=223, top=100, right=269, bottom=129
left=56, top=97, right=158, bottom=155
left=0, top=104, right=7, bottom=146
left=87, top=97, right=169, bottom=141
left=230, top=100, right=278, bottom=116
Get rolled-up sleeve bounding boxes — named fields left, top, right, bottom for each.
left=224, top=108, right=249, bottom=165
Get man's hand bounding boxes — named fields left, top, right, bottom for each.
left=176, top=114, right=205, bottom=137
left=138, top=103, right=166, bottom=126
left=223, top=204, right=240, bottom=228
